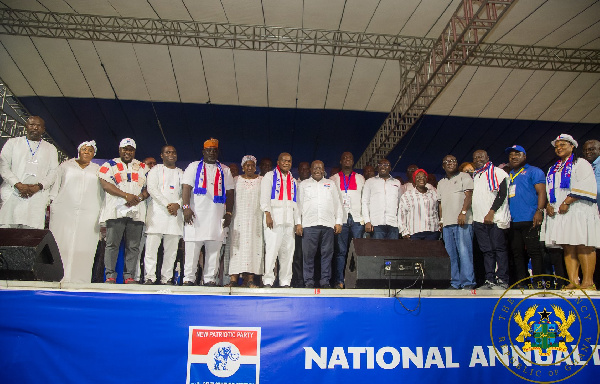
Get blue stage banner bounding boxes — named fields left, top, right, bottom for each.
left=0, top=289, right=599, bottom=384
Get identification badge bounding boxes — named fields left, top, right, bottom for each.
left=343, top=193, right=351, bottom=209
left=508, top=184, right=516, bottom=198
left=24, top=159, right=39, bottom=176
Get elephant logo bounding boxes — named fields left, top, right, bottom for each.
left=207, top=342, right=241, bottom=378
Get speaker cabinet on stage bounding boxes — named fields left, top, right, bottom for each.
left=0, top=228, right=63, bottom=281
left=345, top=238, right=450, bottom=289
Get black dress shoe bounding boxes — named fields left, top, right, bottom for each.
left=305, top=282, right=314, bottom=288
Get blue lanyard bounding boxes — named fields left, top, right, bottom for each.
left=342, top=172, right=353, bottom=193
left=26, top=138, right=42, bottom=158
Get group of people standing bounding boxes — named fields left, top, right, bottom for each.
left=0, top=116, right=599, bottom=291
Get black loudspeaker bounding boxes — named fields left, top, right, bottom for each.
left=345, top=238, right=450, bottom=289
left=0, top=228, right=63, bottom=281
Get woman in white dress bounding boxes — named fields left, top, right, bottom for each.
left=226, top=155, right=263, bottom=287
left=543, top=134, right=600, bottom=290
left=50, top=141, right=103, bottom=283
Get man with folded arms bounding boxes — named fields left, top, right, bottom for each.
left=98, top=138, right=148, bottom=284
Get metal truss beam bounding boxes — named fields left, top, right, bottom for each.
left=1, top=8, right=598, bottom=74
left=0, top=79, right=68, bottom=161
left=356, top=0, right=516, bottom=168
left=0, top=8, right=434, bottom=67
left=470, top=43, right=600, bottom=73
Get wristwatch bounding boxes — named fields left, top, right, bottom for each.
left=460, top=210, right=467, bottom=215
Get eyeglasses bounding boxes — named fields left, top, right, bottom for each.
left=442, top=159, right=457, bottom=164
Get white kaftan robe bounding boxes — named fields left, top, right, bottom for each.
left=229, top=176, right=264, bottom=275
left=49, top=159, right=103, bottom=283
left=0, top=137, right=58, bottom=228
left=145, top=164, right=184, bottom=236
left=182, top=162, right=234, bottom=242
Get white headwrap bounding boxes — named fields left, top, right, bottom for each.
left=241, top=155, right=257, bottom=167
left=77, top=140, right=97, bottom=158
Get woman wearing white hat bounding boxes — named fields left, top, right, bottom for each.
left=226, top=155, right=264, bottom=287
left=543, top=134, right=600, bottom=290
left=50, top=141, right=104, bottom=283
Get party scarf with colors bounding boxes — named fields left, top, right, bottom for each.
left=271, top=166, right=297, bottom=202
left=546, top=154, right=573, bottom=204
left=194, top=159, right=226, bottom=204
left=474, top=161, right=500, bottom=191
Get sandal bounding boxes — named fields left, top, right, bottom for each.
left=561, top=283, right=579, bottom=290
left=247, top=282, right=259, bottom=288
left=580, top=284, right=596, bottom=291
left=223, top=281, right=236, bottom=287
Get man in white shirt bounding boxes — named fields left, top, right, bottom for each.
left=181, top=138, right=234, bottom=286
left=143, top=145, right=184, bottom=285
left=296, top=160, right=342, bottom=288
left=472, top=149, right=511, bottom=290
left=98, top=138, right=149, bottom=284
left=330, top=152, right=365, bottom=289
left=362, top=159, right=403, bottom=239
left=0, top=116, right=58, bottom=228
left=260, top=152, right=298, bottom=288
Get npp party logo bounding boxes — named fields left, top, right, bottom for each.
left=186, top=326, right=261, bottom=384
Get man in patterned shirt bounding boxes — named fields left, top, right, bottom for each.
left=98, top=138, right=149, bottom=284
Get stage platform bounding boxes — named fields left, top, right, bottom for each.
left=5, top=280, right=600, bottom=297
left=1, top=281, right=599, bottom=384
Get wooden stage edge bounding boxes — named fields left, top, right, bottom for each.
left=1, top=280, right=599, bottom=298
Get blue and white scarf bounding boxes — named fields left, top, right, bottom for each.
left=270, top=166, right=297, bottom=202
left=474, top=161, right=500, bottom=191
left=546, top=154, right=573, bottom=204
left=194, top=159, right=226, bottom=204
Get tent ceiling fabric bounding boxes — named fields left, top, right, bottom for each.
left=0, top=0, right=599, bottom=168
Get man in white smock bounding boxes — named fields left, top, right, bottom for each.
left=260, top=152, right=298, bottom=288
left=98, top=138, right=149, bottom=284
left=143, top=145, right=184, bottom=285
left=0, top=116, right=58, bottom=228
left=181, top=138, right=234, bottom=286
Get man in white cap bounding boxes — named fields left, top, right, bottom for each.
left=143, top=145, right=183, bottom=285
left=98, top=138, right=149, bottom=284
left=181, top=138, right=234, bottom=286
left=0, top=116, right=58, bottom=228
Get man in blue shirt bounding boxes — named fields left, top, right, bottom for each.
left=505, top=145, right=547, bottom=288
left=583, top=139, right=600, bottom=212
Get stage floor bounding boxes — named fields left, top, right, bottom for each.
left=2, top=279, right=599, bottom=298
